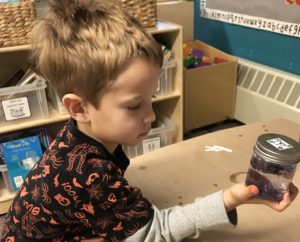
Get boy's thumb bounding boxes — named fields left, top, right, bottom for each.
left=246, top=185, right=259, bottom=197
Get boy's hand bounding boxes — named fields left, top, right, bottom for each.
left=223, top=183, right=298, bottom=212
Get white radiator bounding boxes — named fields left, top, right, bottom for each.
left=234, top=58, right=300, bottom=124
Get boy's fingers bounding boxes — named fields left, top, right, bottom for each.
left=227, top=183, right=298, bottom=211
left=289, top=183, right=299, bottom=201
left=250, top=183, right=298, bottom=212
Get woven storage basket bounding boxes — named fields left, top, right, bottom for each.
left=0, top=0, right=36, bottom=48
left=121, top=0, right=157, bottom=28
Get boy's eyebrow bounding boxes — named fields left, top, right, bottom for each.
left=119, top=95, right=143, bottom=103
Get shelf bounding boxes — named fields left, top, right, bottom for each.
left=0, top=104, right=69, bottom=134
left=0, top=45, right=30, bottom=53
left=152, top=92, right=181, bottom=103
left=148, top=21, right=180, bottom=34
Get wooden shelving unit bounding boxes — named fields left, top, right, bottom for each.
left=0, top=21, right=183, bottom=214
left=150, top=21, right=183, bottom=143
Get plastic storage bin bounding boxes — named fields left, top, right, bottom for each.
left=46, top=80, right=67, bottom=114
left=0, top=80, right=49, bottom=125
left=0, top=163, right=15, bottom=194
left=156, top=59, right=176, bottom=96
left=123, top=115, right=175, bottom=158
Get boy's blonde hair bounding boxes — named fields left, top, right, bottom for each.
left=30, top=0, right=163, bottom=107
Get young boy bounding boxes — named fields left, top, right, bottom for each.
left=1, top=0, right=298, bottom=242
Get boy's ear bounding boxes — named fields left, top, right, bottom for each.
left=62, top=94, right=90, bottom=122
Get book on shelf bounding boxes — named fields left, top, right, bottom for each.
left=0, top=126, right=51, bottom=191
left=0, top=127, right=50, bottom=153
left=0, top=68, right=26, bottom=88
left=0, top=145, right=15, bottom=193
left=1, top=135, right=43, bottom=191
left=0, top=67, right=41, bottom=89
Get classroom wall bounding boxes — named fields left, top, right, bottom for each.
left=194, top=0, right=300, bottom=76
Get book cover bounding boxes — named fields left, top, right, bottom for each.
left=2, top=135, right=43, bottom=191
left=0, top=127, right=50, bottom=152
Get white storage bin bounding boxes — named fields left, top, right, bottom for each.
left=123, top=115, right=175, bottom=158
left=0, top=164, right=15, bottom=194
left=156, top=59, right=176, bottom=96
left=0, top=80, right=49, bottom=124
left=46, top=80, right=68, bottom=114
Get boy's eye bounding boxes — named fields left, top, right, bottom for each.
left=127, top=103, right=141, bottom=110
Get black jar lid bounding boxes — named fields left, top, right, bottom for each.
left=254, top=133, right=300, bottom=165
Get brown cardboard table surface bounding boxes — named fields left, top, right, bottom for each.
left=126, top=119, right=300, bottom=242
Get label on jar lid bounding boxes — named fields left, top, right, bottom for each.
left=267, top=137, right=293, bottom=151
left=255, top=133, right=300, bottom=165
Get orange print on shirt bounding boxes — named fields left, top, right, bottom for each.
left=54, top=194, right=71, bottom=207
left=85, top=173, right=100, bottom=185
left=73, top=178, right=83, bottom=188
left=50, top=217, right=59, bottom=225
left=81, top=202, right=95, bottom=215
left=109, top=181, right=122, bottom=189
left=108, top=193, right=116, bottom=203
left=31, top=174, right=42, bottom=181
left=54, top=174, right=60, bottom=187
left=42, top=165, right=50, bottom=177
left=20, top=187, right=28, bottom=198
left=58, top=142, right=68, bottom=148
left=113, top=222, right=123, bottom=231
left=41, top=204, right=52, bottom=215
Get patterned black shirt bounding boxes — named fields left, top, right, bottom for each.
left=1, top=119, right=153, bottom=242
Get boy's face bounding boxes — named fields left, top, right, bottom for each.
left=84, top=57, right=160, bottom=153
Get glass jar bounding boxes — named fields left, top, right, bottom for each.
left=245, top=133, right=300, bottom=201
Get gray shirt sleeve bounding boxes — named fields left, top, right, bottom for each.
left=123, top=190, right=237, bottom=242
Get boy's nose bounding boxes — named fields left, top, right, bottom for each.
left=144, top=105, right=156, bottom=124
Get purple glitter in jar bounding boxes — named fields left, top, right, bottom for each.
left=245, top=133, right=300, bottom=201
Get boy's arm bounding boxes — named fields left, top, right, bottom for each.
left=123, top=190, right=236, bottom=242
left=81, top=183, right=297, bottom=242
left=122, top=183, right=298, bottom=242
left=122, top=182, right=298, bottom=242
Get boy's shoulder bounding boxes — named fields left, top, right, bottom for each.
left=30, top=119, right=128, bottom=180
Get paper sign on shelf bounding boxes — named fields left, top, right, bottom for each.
left=143, top=137, right=161, bottom=154
left=2, top=97, right=31, bottom=121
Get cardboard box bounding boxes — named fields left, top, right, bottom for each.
left=184, top=40, right=237, bottom=132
